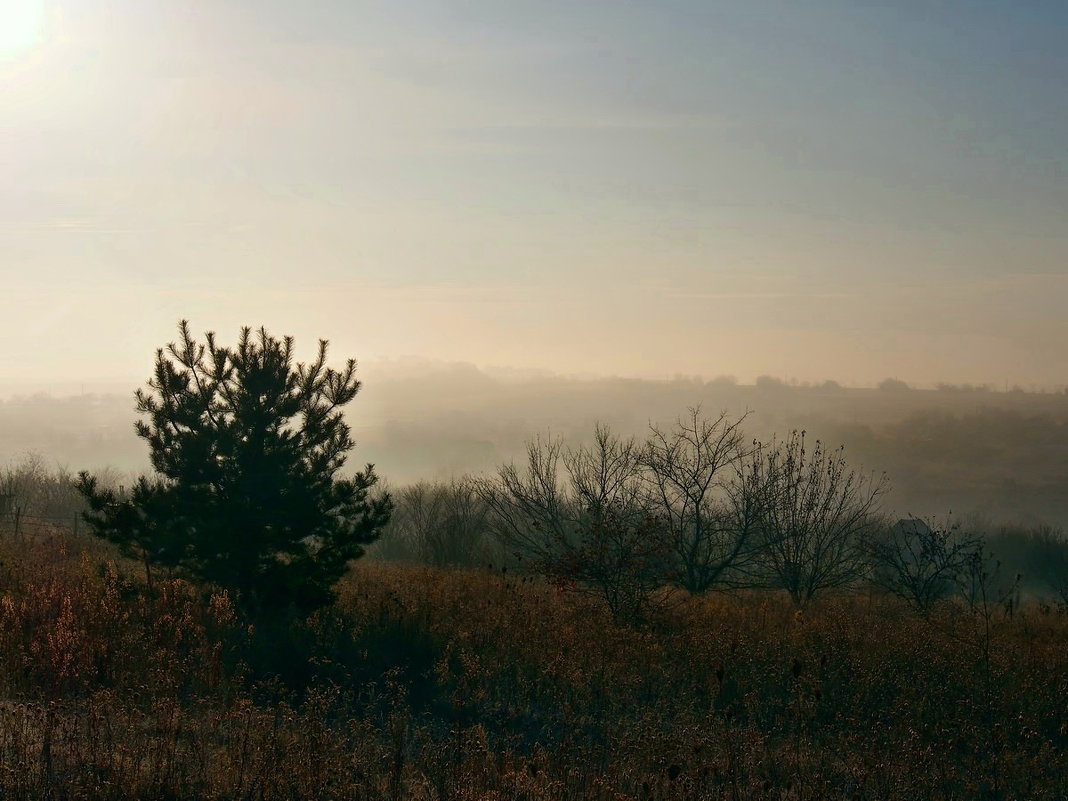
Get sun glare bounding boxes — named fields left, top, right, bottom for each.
left=0, top=0, right=46, bottom=57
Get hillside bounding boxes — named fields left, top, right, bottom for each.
left=0, top=527, right=1065, bottom=799
left=5, top=369, right=1068, bottom=524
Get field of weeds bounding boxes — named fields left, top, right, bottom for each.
left=0, top=528, right=1066, bottom=800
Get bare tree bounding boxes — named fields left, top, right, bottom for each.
left=1, top=453, right=87, bottom=522
left=477, top=434, right=571, bottom=569
left=748, top=431, right=886, bottom=606
left=379, top=478, right=497, bottom=567
left=641, top=408, right=755, bottom=593
left=430, top=477, right=497, bottom=567
left=870, top=517, right=980, bottom=612
left=956, top=541, right=1021, bottom=615
left=478, top=426, right=673, bottom=622
left=381, top=481, right=443, bottom=561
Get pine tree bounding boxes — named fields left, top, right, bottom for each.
left=78, top=321, right=391, bottom=613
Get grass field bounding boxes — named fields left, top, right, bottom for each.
left=1, top=527, right=1066, bottom=800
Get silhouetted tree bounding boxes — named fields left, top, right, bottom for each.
left=870, top=517, right=980, bottom=612
left=479, top=426, right=674, bottom=622
left=748, top=431, right=885, bottom=606
left=641, top=408, right=757, bottom=593
left=78, top=321, right=391, bottom=613
left=877, top=377, right=911, bottom=392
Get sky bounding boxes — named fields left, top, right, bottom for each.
left=2, top=0, right=1067, bottom=394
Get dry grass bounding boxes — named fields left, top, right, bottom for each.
left=0, top=528, right=1066, bottom=800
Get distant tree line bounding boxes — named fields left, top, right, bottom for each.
left=4, top=416, right=1067, bottom=624
left=368, top=409, right=1068, bottom=622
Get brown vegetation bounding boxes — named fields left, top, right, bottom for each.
left=1, top=526, right=1066, bottom=800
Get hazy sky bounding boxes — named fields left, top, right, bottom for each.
left=3, top=0, right=1067, bottom=393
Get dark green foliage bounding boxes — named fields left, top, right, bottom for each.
left=1019, top=526, right=1068, bottom=604
left=77, top=321, right=391, bottom=613
left=984, top=523, right=1068, bottom=604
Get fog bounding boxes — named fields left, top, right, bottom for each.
left=3, top=0, right=1068, bottom=530
left=5, top=4, right=1068, bottom=798
left=4, top=363, right=1068, bottom=527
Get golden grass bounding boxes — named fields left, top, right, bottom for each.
left=1, top=529, right=1066, bottom=800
